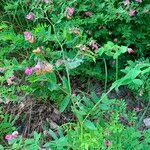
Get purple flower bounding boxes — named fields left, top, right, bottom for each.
left=12, top=131, right=19, bottom=138
left=5, top=134, right=14, bottom=141
left=127, top=48, right=134, bottom=54
left=23, top=32, right=35, bottom=43
left=89, top=40, right=98, bottom=50
left=135, top=0, right=142, bottom=2
left=5, top=131, right=19, bottom=141
left=123, top=0, right=130, bottom=5
left=26, top=12, right=34, bottom=20
left=24, top=32, right=32, bottom=41
left=105, top=140, right=111, bottom=147
left=44, top=0, right=49, bottom=3
left=66, top=7, right=75, bottom=17
left=129, top=10, right=136, bottom=16
left=24, top=67, right=33, bottom=75
left=34, top=62, right=41, bottom=70
left=85, top=11, right=92, bottom=17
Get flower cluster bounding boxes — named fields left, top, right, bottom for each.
left=127, top=48, right=134, bottom=54
left=25, top=61, right=53, bottom=76
left=5, top=131, right=19, bottom=141
left=89, top=40, right=98, bottom=51
left=66, top=7, right=75, bottom=19
left=26, top=12, right=34, bottom=20
left=7, top=76, right=15, bottom=86
left=24, top=32, right=35, bottom=43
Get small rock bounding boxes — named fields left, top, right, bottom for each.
left=143, top=118, right=150, bottom=128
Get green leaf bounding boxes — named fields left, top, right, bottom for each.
left=59, top=95, right=70, bottom=112
left=90, top=92, right=99, bottom=103
left=97, top=48, right=104, bottom=56
left=132, top=79, right=143, bottom=85
left=84, top=119, right=97, bottom=130
left=46, top=72, right=57, bottom=84
left=0, top=145, right=4, bottom=150
left=142, top=67, right=150, bottom=75
left=65, top=58, right=83, bottom=69
left=62, top=76, right=70, bottom=93
left=120, top=46, right=127, bottom=53
left=33, top=131, right=41, bottom=141
left=48, top=129, right=58, bottom=140
left=99, top=103, right=109, bottom=110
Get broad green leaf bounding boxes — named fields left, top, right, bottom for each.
left=120, top=46, right=127, bottom=53
left=84, top=119, right=97, bottom=130
left=65, top=58, right=83, bottom=69
left=132, top=79, right=143, bottom=85
left=62, top=76, right=70, bottom=93
left=59, top=95, right=70, bottom=112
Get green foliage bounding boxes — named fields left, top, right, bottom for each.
left=0, top=0, right=150, bottom=149
left=0, top=107, right=15, bottom=144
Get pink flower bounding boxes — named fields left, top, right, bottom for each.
left=5, top=134, right=14, bottom=141
left=123, top=0, right=130, bottom=5
left=129, top=10, right=136, bottom=16
left=5, top=131, right=19, bottom=141
left=89, top=41, right=98, bottom=50
left=127, top=48, right=134, bottom=54
left=6, top=76, right=15, bottom=85
left=105, top=140, right=111, bottom=147
left=25, top=67, right=33, bottom=75
left=24, top=32, right=32, bottom=41
left=66, top=7, right=75, bottom=17
left=44, top=0, right=49, bottom=3
left=85, top=11, right=92, bottom=17
left=5, top=98, right=10, bottom=104
left=55, top=59, right=63, bottom=67
left=135, top=0, right=142, bottom=2
left=134, top=107, right=141, bottom=112
left=34, top=62, right=41, bottom=70
left=23, top=32, right=35, bottom=43
left=7, top=78, right=13, bottom=85
left=12, top=131, right=19, bottom=138
left=26, top=12, right=34, bottom=20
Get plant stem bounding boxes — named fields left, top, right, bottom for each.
left=82, top=85, right=115, bottom=124
left=103, top=58, right=108, bottom=92
left=116, top=57, right=118, bottom=81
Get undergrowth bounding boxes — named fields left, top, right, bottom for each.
left=0, top=0, right=150, bottom=149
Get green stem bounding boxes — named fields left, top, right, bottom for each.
left=116, top=57, right=118, bottom=81
left=82, top=85, right=115, bottom=124
left=103, top=58, right=108, bottom=92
